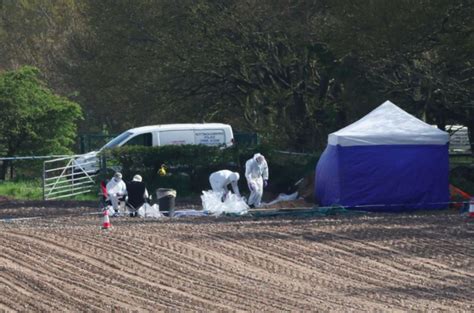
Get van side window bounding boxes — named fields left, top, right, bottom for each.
left=124, top=133, right=152, bottom=147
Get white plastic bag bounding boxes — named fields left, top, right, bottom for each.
left=137, top=203, right=163, bottom=218
left=106, top=205, right=115, bottom=216
left=201, top=190, right=249, bottom=216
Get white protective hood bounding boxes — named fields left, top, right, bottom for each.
left=328, top=100, right=449, bottom=146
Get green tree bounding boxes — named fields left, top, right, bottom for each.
left=65, top=1, right=342, bottom=150
left=0, top=0, right=83, bottom=91
left=48, top=0, right=472, bottom=152
left=0, top=66, right=83, bottom=179
left=147, top=1, right=342, bottom=150
left=65, top=0, right=167, bottom=133
left=323, top=0, right=474, bottom=144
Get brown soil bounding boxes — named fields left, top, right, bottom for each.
left=0, top=200, right=473, bottom=312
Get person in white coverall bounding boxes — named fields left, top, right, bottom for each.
left=245, top=153, right=269, bottom=208
left=209, top=170, right=241, bottom=201
left=106, top=172, right=127, bottom=216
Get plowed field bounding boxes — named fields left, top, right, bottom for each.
left=0, top=202, right=473, bottom=312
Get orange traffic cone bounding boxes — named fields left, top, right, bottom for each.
left=102, top=209, right=111, bottom=229
left=468, top=198, right=474, bottom=219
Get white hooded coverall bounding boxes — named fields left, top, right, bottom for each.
left=209, top=170, right=241, bottom=198
left=106, top=177, right=127, bottom=212
left=245, top=153, right=269, bottom=207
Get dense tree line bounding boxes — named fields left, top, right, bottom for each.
left=1, top=0, right=472, bottom=152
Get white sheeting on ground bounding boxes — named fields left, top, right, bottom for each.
left=137, top=203, right=163, bottom=218
left=172, top=210, right=208, bottom=218
left=106, top=203, right=163, bottom=218
left=261, top=192, right=299, bottom=206
left=201, top=190, right=249, bottom=216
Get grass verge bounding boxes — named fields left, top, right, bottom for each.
left=0, top=179, right=97, bottom=201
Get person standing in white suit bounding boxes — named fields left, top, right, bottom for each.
left=245, top=153, right=269, bottom=208
left=209, top=170, right=241, bottom=201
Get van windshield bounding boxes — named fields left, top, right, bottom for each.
left=100, top=131, right=133, bottom=151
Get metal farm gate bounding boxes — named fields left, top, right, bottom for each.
left=43, top=155, right=99, bottom=200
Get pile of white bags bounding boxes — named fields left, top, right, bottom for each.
left=137, top=203, right=163, bottom=218
left=105, top=203, right=163, bottom=218
left=201, top=190, right=249, bottom=216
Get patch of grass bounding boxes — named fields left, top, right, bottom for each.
left=0, top=179, right=43, bottom=200
left=71, top=193, right=98, bottom=201
left=0, top=179, right=98, bottom=201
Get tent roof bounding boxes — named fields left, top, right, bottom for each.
left=328, top=100, right=449, bottom=146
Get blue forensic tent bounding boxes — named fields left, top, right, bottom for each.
left=315, top=100, right=450, bottom=212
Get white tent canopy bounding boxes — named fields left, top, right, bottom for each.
left=328, top=100, right=449, bottom=146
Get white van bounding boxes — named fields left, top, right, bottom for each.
left=74, top=123, right=234, bottom=173
left=446, top=125, right=471, bottom=154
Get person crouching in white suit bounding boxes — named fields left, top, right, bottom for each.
left=245, top=153, right=269, bottom=208
left=209, top=170, right=241, bottom=201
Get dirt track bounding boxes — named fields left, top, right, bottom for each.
left=0, top=202, right=473, bottom=312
